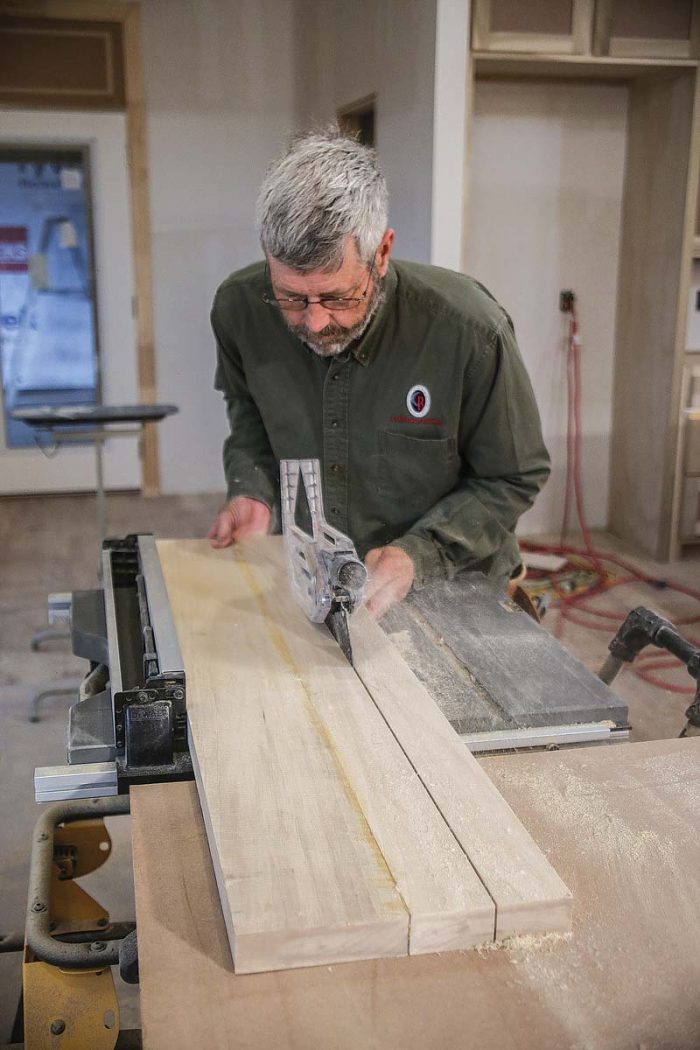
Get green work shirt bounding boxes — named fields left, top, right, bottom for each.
left=211, top=260, right=550, bottom=589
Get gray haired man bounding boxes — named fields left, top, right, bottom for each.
left=208, top=128, right=549, bottom=618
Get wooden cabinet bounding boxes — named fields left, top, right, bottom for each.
left=594, top=0, right=699, bottom=60
left=472, top=0, right=593, bottom=55
left=473, top=0, right=700, bottom=61
left=467, top=4, right=700, bottom=562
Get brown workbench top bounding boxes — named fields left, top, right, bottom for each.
left=131, top=737, right=700, bottom=1050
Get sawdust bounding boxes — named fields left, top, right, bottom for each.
left=475, top=929, right=573, bottom=957
left=484, top=757, right=682, bottom=872
left=478, top=747, right=700, bottom=1050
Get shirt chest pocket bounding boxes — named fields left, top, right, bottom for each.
left=377, top=430, right=460, bottom=527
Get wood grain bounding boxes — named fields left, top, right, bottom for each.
left=408, top=575, right=626, bottom=730
left=157, top=540, right=407, bottom=973
left=157, top=538, right=501, bottom=970
left=236, top=540, right=496, bottom=954
left=132, top=738, right=700, bottom=1050
left=350, top=609, right=572, bottom=939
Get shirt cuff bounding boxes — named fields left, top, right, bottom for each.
left=389, top=535, right=447, bottom=591
left=226, top=475, right=281, bottom=532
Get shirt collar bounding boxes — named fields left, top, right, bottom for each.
left=350, top=263, right=397, bottom=366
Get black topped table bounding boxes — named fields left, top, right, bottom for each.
left=12, top=403, right=178, bottom=546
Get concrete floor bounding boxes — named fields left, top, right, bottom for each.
left=2, top=491, right=700, bottom=1043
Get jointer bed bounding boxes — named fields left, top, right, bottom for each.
left=132, top=736, right=700, bottom=1050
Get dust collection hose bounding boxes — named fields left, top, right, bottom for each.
left=598, top=606, right=700, bottom=736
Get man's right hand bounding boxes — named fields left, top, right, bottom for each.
left=207, top=497, right=272, bottom=548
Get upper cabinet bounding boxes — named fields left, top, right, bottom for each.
left=471, top=0, right=594, bottom=55
left=472, top=0, right=700, bottom=60
left=594, top=0, right=700, bottom=59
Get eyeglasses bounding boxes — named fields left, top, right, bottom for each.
left=262, top=263, right=374, bottom=313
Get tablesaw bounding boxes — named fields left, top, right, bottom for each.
left=33, top=532, right=629, bottom=806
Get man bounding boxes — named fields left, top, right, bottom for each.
left=208, top=127, right=549, bottom=619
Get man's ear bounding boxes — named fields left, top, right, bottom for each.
left=375, top=229, right=395, bottom=277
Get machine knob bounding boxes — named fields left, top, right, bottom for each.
left=337, top=560, right=367, bottom=591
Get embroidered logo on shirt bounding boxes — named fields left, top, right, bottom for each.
left=407, top=384, right=431, bottom=418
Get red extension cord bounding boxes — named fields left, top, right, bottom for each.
left=522, top=295, right=700, bottom=695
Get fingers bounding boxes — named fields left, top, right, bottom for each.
left=208, top=511, right=235, bottom=548
left=208, top=498, right=272, bottom=549
left=365, top=582, right=401, bottom=620
left=363, top=546, right=415, bottom=619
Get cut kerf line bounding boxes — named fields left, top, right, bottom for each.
left=352, top=645, right=499, bottom=944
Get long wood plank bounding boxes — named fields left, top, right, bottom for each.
left=157, top=540, right=407, bottom=973
left=157, top=538, right=496, bottom=971
left=235, top=539, right=496, bottom=954
left=350, top=609, right=573, bottom=939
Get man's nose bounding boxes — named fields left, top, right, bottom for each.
left=302, top=301, right=332, bottom=332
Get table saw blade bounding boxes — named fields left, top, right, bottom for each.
left=325, top=606, right=354, bottom=666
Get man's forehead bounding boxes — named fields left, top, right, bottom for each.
left=268, top=240, right=362, bottom=291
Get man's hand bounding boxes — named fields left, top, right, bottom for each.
left=363, top=546, right=415, bottom=620
left=207, top=497, right=271, bottom=548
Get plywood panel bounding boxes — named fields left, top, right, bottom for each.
left=132, top=738, right=700, bottom=1050
left=157, top=538, right=497, bottom=971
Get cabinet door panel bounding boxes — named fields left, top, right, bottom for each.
left=595, top=0, right=700, bottom=59
left=472, top=0, right=592, bottom=54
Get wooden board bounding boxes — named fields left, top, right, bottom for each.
left=157, top=539, right=406, bottom=972
left=382, top=574, right=627, bottom=734
left=233, top=541, right=496, bottom=955
left=157, top=537, right=569, bottom=971
left=408, top=574, right=627, bottom=730
left=157, top=539, right=498, bottom=971
left=132, top=737, right=700, bottom=1050
left=351, top=609, right=572, bottom=939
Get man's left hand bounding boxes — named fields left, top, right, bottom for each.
left=363, top=546, right=415, bottom=620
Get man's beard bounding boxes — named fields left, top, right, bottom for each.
left=285, top=277, right=385, bottom=358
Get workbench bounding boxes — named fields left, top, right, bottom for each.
left=131, top=736, right=700, bottom=1050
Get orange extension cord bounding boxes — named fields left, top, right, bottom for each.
left=521, top=294, right=700, bottom=695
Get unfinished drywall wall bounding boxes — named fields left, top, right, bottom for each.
left=141, top=0, right=298, bottom=495
left=294, top=0, right=437, bottom=264
left=467, top=80, right=629, bottom=535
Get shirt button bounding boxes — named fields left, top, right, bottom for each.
left=331, top=463, right=341, bottom=473
left=330, top=420, right=339, bottom=428
left=331, top=373, right=340, bottom=382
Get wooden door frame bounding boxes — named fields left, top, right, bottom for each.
left=0, top=0, right=160, bottom=495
